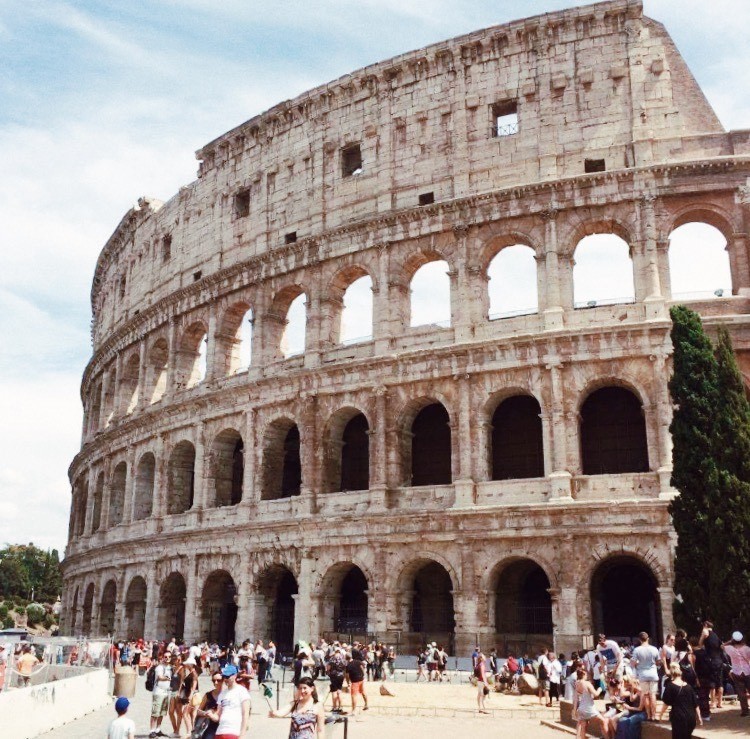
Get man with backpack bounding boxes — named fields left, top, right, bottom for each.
left=148, top=653, right=172, bottom=738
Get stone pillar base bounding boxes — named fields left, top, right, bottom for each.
left=548, top=471, right=573, bottom=501
left=368, top=486, right=390, bottom=512
left=657, top=467, right=676, bottom=499
left=543, top=307, right=565, bottom=330
left=452, top=479, right=476, bottom=508
left=644, top=296, right=666, bottom=320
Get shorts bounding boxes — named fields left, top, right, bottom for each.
left=151, top=693, right=169, bottom=718
left=427, top=662, right=437, bottom=671
left=330, top=674, right=344, bottom=691
left=640, top=679, right=658, bottom=696
left=538, top=679, right=550, bottom=691
left=350, top=680, right=364, bottom=696
left=477, top=682, right=487, bottom=697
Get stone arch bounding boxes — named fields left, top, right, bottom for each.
left=91, top=471, right=104, bottom=533
left=261, top=417, right=301, bottom=500
left=580, top=385, right=649, bottom=475
left=269, top=284, right=307, bottom=359
left=146, top=336, right=169, bottom=404
left=74, top=478, right=89, bottom=537
left=256, top=564, right=298, bottom=654
left=133, top=451, right=155, bottom=521
left=108, top=461, right=127, bottom=527
left=158, top=571, right=187, bottom=641
left=124, top=575, right=147, bottom=639
left=400, top=397, right=453, bottom=487
left=71, top=585, right=80, bottom=635
left=564, top=217, right=633, bottom=255
left=167, top=440, right=196, bottom=515
left=488, top=393, right=544, bottom=480
left=572, top=228, right=635, bottom=308
left=99, top=579, right=117, bottom=635
left=487, top=243, right=539, bottom=319
left=670, top=204, right=737, bottom=241
left=489, top=558, right=553, bottom=655
left=81, top=582, right=95, bottom=635
left=590, top=554, right=662, bottom=642
left=209, top=428, right=244, bottom=507
left=323, top=406, right=370, bottom=493
left=176, top=320, right=208, bottom=389
left=407, top=252, right=452, bottom=329
left=317, top=561, right=372, bottom=638
left=201, top=569, right=237, bottom=644
left=668, top=219, right=732, bottom=298
left=119, top=352, right=141, bottom=414
left=216, top=300, right=253, bottom=375
left=399, top=557, right=456, bottom=655
left=88, top=381, right=102, bottom=435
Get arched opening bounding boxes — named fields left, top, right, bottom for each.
left=102, top=365, right=116, bottom=427
left=147, top=338, right=169, bottom=404
left=408, top=560, right=455, bottom=654
left=109, top=462, right=127, bottom=527
left=89, top=383, right=102, bottom=435
left=493, top=560, right=552, bottom=655
left=668, top=222, right=732, bottom=298
left=591, top=556, right=661, bottom=642
left=167, top=441, right=196, bottom=514
left=81, top=583, right=94, bottom=635
left=74, top=480, right=88, bottom=537
left=210, top=429, right=244, bottom=507
left=487, top=245, right=538, bottom=319
left=176, top=322, right=208, bottom=389
left=133, top=452, right=155, bottom=521
left=158, top=572, right=186, bottom=641
left=217, top=302, right=253, bottom=375
left=120, top=353, right=140, bottom=414
left=262, top=420, right=301, bottom=500
left=257, top=566, right=298, bottom=656
left=202, top=570, right=237, bottom=645
left=99, top=580, right=116, bottom=635
left=91, top=472, right=104, bottom=533
left=581, top=387, right=649, bottom=474
left=573, top=233, right=635, bottom=307
left=326, top=411, right=370, bottom=493
left=491, top=395, right=544, bottom=479
left=71, top=587, right=79, bottom=636
left=340, top=275, right=373, bottom=344
left=281, top=293, right=307, bottom=358
left=410, top=260, right=451, bottom=328
left=125, top=576, right=147, bottom=640
left=411, top=402, right=452, bottom=486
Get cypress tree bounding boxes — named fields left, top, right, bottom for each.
left=668, top=306, right=720, bottom=627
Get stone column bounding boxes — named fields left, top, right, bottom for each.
left=122, top=446, right=137, bottom=524
left=182, top=557, right=200, bottom=643
left=112, top=351, right=124, bottom=419
left=451, top=225, right=475, bottom=341
left=369, top=386, right=389, bottom=511
left=658, top=586, right=676, bottom=639
left=640, top=195, right=666, bottom=318
left=100, top=459, right=112, bottom=531
left=294, top=555, right=314, bottom=644
left=144, top=569, right=158, bottom=640
left=731, top=232, right=750, bottom=295
left=304, top=270, right=323, bottom=369
left=205, top=301, right=219, bottom=381
left=113, top=572, right=126, bottom=637
left=99, top=371, right=110, bottom=430
left=153, top=434, right=167, bottom=519
left=317, top=294, right=343, bottom=353
left=136, top=339, right=148, bottom=410
left=298, top=395, right=319, bottom=515
left=234, top=566, right=252, bottom=641
left=541, top=209, right=565, bottom=329
left=652, top=354, right=675, bottom=497
left=192, top=422, right=208, bottom=510
left=546, top=360, right=573, bottom=500
left=165, top=317, right=178, bottom=401
left=550, top=586, right=585, bottom=654
left=241, top=408, right=258, bottom=507
left=83, top=467, right=96, bottom=537
left=453, top=589, right=482, bottom=656
left=453, top=373, right=475, bottom=507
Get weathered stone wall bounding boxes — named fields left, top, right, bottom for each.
left=63, top=0, right=750, bottom=656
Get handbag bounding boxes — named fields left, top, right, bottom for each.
left=191, top=716, right=210, bottom=739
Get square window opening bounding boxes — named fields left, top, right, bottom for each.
left=342, top=144, right=363, bottom=177
left=418, top=192, right=435, bottom=206
left=193, top=270, right=202, bottom=281
left=585, top=158, right=606, bottom=173
left=491, top=100, right=518, bottom=137
left=285, top=231, right=298, bottom=244
left=234, top=189, right=250, bottom=218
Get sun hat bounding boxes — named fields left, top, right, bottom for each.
left=221, top=663, right=238, bottom=677
left=732, top=631, right=744, bottom=642
left=115, top=697, right=129, bottom=712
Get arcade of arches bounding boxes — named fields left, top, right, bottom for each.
left=66, top=551, right=670, bottom=656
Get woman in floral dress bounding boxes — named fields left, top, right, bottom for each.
left=268, top=676, right=325, bottom=738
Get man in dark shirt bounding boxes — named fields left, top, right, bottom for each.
left=345, top=652, right=368, bottom=715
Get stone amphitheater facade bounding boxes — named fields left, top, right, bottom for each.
left=62, top=0, right=750, bottom=656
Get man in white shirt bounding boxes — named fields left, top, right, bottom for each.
left=546, top=651, right=563, bottom=705
left=108, top=697, right=135, bottom=739
left=149, top=653, right=171, bottom=738
left=215, top=663, right=251, bottom=738
left=596, top=634, right=623, bottom=681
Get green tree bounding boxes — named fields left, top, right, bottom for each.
left=38, top=550, right=62, bottom=602
left=668, top=306, right=720, bottom=628
left=0, top=544, right=62, bottom=602
left=0, top=557, right=31, bottom=599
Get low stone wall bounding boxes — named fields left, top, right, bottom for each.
left=0, top=668, right=110, bottom=738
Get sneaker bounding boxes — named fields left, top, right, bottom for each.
left=148, top=733, right=157, bottom=738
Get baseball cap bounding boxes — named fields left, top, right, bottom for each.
left=221, top=664, right=238, bottom=677
left=115, top=697, right=129, bottom=713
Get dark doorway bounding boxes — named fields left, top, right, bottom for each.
left=491, top=395, right=544, bottom=479
left=159, top=572, right=187, bottom=641
left=282, top=427, right=301, bottom=497
left=168, top=441, right=196, bottom=514
left=340, top=414, right=370, bottom=491
left=337, top=567, right=368, bottom=633
left=411, top=403, right=452, bottom=486
left=202, top=571, right=237, bottom=645
left=272, top=570, right=298, bottom=655
left=410, top=561, right=455, bottom=652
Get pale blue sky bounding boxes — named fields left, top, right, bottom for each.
left=0, top=0, right=747, bottom=552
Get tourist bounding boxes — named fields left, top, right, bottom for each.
left=177, top=656, right=199, bottom=737
left=662, top=663, right=702, bottom=739
left=194, top=672, right=224, bottom=739
left=255, top=640, right=268, bottom=684
left=266, top=641, right=277, bottom=678
left=547, top=651, right=563, bottom=705
left=214, top=664, right=251, bottom=739
left=345, top=649, right=368, bottom=715
left=537, top=649, right=551, bottom=706
left=631, top=631, right=660, bottom=720
left=691, top=636, right=712, bottom=721
left=16, top=644, right=39, bottom=687
left=149, top=653, right=172, bottom=738
left=326, top=646, right=347, bottom=714
left=427, top=642, right=439, bottom=681
left=596, top=634, right=623, bottom=682
left=416, top=648, right=428, bottom=682
left=723, top=631, right=750, bottom=717
left=437, top=644, right=449, bottom=681
left=660, top=633, right=676, bottom=683
left=268, top=675, right=325, bottom=737
left=474, top=650, right=490, bottom=714
left=573, top=665, right=609, bottom=739
left=167, top=653, right=183, bottom=736
left=699, top=621, right=726, bottom=709
left=108, top=696, right=135, bottom=739
left=293, top=648, right=314, bottom=686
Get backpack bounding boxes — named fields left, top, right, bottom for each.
left=145, top=665, right=156, bottom=691
left=677, top=652, right=697, bottom=686
left=538, top=660, right=548, bottom=680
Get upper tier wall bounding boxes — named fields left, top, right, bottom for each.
left=90, top=0, right=727, bottom=348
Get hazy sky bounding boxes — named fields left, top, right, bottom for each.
left=0, top=0, right=747, bottom=553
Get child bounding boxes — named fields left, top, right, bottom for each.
left=107, top=696, right=135, bottom=739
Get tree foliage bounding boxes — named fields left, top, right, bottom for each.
left=669, top=308, right=750, bottom=634
left=0, top=544, right=61, bottom=602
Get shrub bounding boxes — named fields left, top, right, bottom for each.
left=43, top=613, right=55, bottom=629
left=26, top=603, right=45, bottom=625
left=0, top=604, right=8, bottom=619
left=2, top=616, right=14, bottom=630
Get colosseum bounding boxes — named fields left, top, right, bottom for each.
left=62, top=0, right=750, bottom=657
